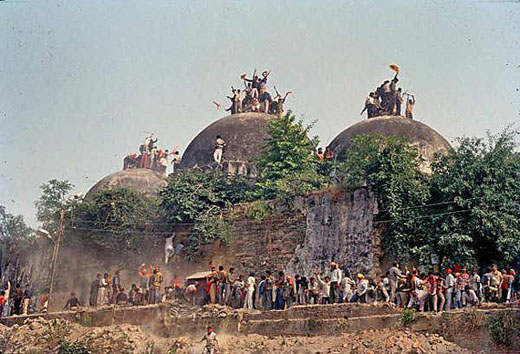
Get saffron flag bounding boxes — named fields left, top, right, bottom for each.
left=389, top=64, right=400, bottom=74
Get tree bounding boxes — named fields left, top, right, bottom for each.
left=160, top=169, right=250, bottom=258
left=0, top=205, right=34, bottom=280
left=71, top=188, right=160, bottom=253
left=337, top=135, right=431, bottom=263
left=429, top=128, right=520, bottom=267
left=35, top=179, right=74, bottom=235
left=0, top=205, right=33, bottom=245
left=160, top=169, right=250, bottom=223
left=252, top=111, right=326, bottom=201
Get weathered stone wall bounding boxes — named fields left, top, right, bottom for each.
left=201, top=214, right=306, bottom=276
left=287, top=187, right=382, bottom=278
left=6, top=187, right=382, bottom=309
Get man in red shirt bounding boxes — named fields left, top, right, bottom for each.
left=424, top=271, right=438, bottom=312
left=0, top=291, right=5, bottom=317
left=455, top=267, right=470, bottom=308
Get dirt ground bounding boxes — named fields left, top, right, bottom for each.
left=0, top=317, right=475, bottom=354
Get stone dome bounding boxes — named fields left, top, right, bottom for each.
left=180, top=112, right=272, bottom=170
left=329, top=116, right=452, bottom=172
left=85, top=168, right=167, bottom=199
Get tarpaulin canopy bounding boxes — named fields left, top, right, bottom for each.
left=185, top=271, right=212, bottom=280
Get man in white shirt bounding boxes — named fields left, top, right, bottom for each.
left=329, top=262, right=342, bottom=303
left=340, top=273, right=355, bottom=303
left=388, top=262, right=405, bottom=304
left=243, top=272, right=256, bottom=309
left=444, top=269, right=455, bottom=310
left=316, top=273, right=331, bottom=304
left=351, top=274, right=369, bottom=303
left=213, top=136, right=226, bottom=164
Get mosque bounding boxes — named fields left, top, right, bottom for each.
left=86, top=111, right=451, bottom=197
left=79, top=77, right=454, bottom=277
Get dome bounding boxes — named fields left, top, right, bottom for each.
left=85, top=168, right=167, bottom=199
left=329, top=116, right=452, bottom=172
left=180, top=112, right=272, bottom=170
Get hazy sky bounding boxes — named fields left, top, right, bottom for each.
left=1, top=0, right=519, bottom=226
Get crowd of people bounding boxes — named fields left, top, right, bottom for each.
left=85, top=264, right=171, bottom=309
left=361, top=65, right=415, bottom=119
left=222, top=70, right=292, bottom=116
left=1, top=261, right=518, bottom=318
left=0, top=281, right=36, bottom=317
left=314, top=146, right=334, bottom=162
left=183, top=262, right=519, bottom=313
left=123, top=134, right=179, bottom=176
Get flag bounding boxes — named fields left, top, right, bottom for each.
left=389, top=64, right=400, bottom=74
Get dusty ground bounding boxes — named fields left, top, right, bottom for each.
left=0, top=317, right=475, bottom=354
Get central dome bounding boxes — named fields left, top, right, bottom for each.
left=180, top=112, right=272, bottom=170
left=329, top=116, right=452, bottom=172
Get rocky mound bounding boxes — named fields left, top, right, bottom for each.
left=0, top=317, right=473, bottom=354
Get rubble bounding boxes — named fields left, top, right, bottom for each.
left=0, top=317, right=475, bottom=354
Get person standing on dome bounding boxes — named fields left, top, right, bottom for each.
left=361, top=92, right=382, bottom=118
left=225, top=87, right=242, bottom=114
left=235, top=89, right=243, bottom=113
left=395, top=88, right=403, bottom=116
left=258, top=85, right=272, bottom=113
left=380, top=80, right=392, bottom=113
left=138, top=143, right=148, bottom=169
left=213, top=136, right=226, bottom=165
left=243, top=71, right=260, bottom=99
left=389, top=74, right=399, bottom=114
left=225, top=90, right=236, bottom=114
left=271, top=87, right=292, bottom=116
left=405, top=94, right=415, bottom=119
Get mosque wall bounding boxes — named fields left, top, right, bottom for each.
left=202, top=187, right=382, bottom=279
left=4, top=187, right=382, bottom=310
left=286, top=187, right=382, bottom=278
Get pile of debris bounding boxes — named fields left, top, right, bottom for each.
left=168, top=301, right=237, bottom=318
left=1, top=316, right=474, bottom=354
left=0, top=317, right=173, bottom=354
left=176, top=329, right=474, bottom=354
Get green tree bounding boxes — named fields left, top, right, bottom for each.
left=160, top=169, right=250, bottom=223
left=429, top=129, right=520, bottom=267
left=0, top=205, right=34, bottom=280
left=35, top=179, right=74, bottom=234
left=0, top=205, right=34, bottom=246
left=252, top=111, right=326, bottom=201
left=160, top=169, right=250, bottom=258
left=337, top=134, right=431, bottom=262
left=71, top=188, right=160, bottom=253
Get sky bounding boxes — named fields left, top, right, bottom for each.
left=1, top=0, right=519, bottom=226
